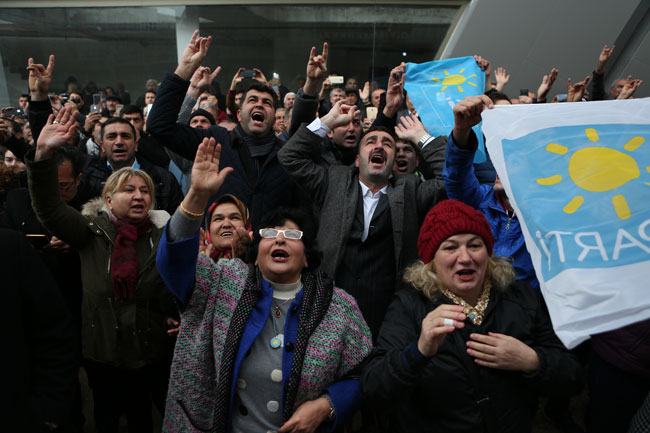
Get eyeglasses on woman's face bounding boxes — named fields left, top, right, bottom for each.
left=259, top=228, right=303, bottom=240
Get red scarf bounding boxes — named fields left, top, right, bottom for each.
left=109, top=214, right=151, bottom=301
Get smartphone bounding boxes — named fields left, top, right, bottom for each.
left=520, top=88, right=529, bottom=96
left=90, top=93, right=102, bottom=113
left=241, top=69, right=256, bottom=79
left=26, top=234, right=49, bottom=248
left=115, top=104, right=124, bottom=115
left=272, top=72, right=280, bottom=80
left=329, top=75, right=344, bottom=85
left=366, top=106, right=378, bottom=120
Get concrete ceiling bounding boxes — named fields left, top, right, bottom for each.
left=440, top=0, right=650, bottom=99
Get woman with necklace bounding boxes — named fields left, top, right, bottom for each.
left=361, top=199, right=583, bottom=433
left=157, top=137, right=372, bottom=433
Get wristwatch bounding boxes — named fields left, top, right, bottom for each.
left=418, top=133, right=433, bottom=147
left=322, top=393, right=336, bottom=422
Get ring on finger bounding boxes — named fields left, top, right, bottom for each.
left=52, top=120, right=59, bottom=124
left=443, top=318, right=454, bottom=327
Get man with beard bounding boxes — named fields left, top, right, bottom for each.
left=279, top=98, right=446, bottom=340
left=147, top=31, right=304, bottom=227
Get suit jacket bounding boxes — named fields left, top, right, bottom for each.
left=278, top=124, right=447, bottom=280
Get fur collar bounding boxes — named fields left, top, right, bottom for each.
left=81, top=197, right=170, bottom=229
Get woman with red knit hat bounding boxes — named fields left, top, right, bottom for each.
left=362, top=199, right=583, bottom=432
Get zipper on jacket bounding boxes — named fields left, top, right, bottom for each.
left=107, top=297, right=120, bottom=330
left=506, top=215, right=511, bottom=230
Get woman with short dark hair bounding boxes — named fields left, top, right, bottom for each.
left=157, top=137, right=372, bottom=432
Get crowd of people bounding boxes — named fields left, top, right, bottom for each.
left=1, top=29, right=648, bottom=433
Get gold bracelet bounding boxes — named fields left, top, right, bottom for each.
left=179, top=201, right=204, bottom=219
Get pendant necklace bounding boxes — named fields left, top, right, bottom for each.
left=270, top=298, right=293, bottom=349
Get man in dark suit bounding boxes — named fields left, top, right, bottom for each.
left=279, top=97, right=447, bottom=340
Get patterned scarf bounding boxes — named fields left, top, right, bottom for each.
left=109, top=212, right=151, bottom=301
left=234, top=123, right=277, bottom=159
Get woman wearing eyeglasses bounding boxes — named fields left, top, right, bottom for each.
left=156, top=137, right=373, bottom=433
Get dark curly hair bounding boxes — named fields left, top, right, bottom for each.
left=245, top=206, right=322, bottom=271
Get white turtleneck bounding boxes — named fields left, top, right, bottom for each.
left=267, top=277, right=303, bottom=300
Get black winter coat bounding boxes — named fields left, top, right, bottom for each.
left=147, top=72, right=307, bottom=229
left=361, top=282, right=584, bottom=433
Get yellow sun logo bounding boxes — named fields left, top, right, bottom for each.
left=536, top=128, right=649, bottom=220
left=430, top=69, right=479, bottom=93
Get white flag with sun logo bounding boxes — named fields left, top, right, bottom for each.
left=482, top=99, right=650, bottom=348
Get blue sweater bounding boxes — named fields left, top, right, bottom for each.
left=443, top=131, right=539, bottom=291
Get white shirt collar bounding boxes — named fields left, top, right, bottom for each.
left=359, top=180, right=388, bottom=198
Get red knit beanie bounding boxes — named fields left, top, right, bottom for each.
left=418, top=200, right=494, bottom=263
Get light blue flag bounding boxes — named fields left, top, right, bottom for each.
left=405, top=56, right=486, bottom=162
left=482, top=99, right=650, bottom=348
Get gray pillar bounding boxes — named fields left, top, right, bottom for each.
left=175, top=6, right=200, bottom=64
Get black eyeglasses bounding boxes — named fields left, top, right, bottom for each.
left=259, top=228, right=303, bottom=240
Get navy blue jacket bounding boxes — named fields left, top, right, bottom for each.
left=443, top=131, right=539, bottom=290
left=147, top=72, right=306, bottom=228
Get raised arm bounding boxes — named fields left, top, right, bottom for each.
left=589, top=44, right=614, bottom=101
left=290, top=43, right=328, bottom=135
left=147, top=31, right=228, bottom=160
left=536, top=68, right=559, bottom=103
left=279, top=100, right=359, bottom=206
left=27, top=108, right=93, bottom=249
left=157, top=137, right=233, bottom=304
left=26, top=55, right=55, bottom=144
left=443, top=95, right=495, bottom=207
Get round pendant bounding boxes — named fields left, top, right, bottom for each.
left=468, top=312, right=477, bottom=320
left=274, top=308, right=281, bottom=318
left=270, top=336, right=282, bottom=349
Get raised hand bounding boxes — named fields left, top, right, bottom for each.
left=395, top=113, right=430, bottom=145
left=384, top=63, right=406, bottom=117
left=359, top=81, right=371, bottom=104
left=175, top=30, right=212, bottom=80
left=191, top=137, right=233, bottom=196
left=27, top=55, right=55, bottom=101
left=466, top=332, right=540, bottom=373
left=231, top=227, right=253, bottom=259
left=417, top=304, right=466, bottom=357
left=597, top=44, right=615, bottom=71
left=494, top=67, right=510, bottom=92
left=474, top=55, right=492, bottom=91
left=320, top=100, right=360, bottom=130
left=304, top=42, right=328, bottom=96
left=252, top=68, right=269, bottom=86
left=35, top=107, right=78, bottom=161
left=180, top=137, right=234, bottom=218
left=617, top=76, right=643, bottom=99
left=452, top=95, right=494, bottom=147
left=537, top=68, right=559, bottom=101
left=189, top=66, right=221, bottom=98
left=567, top=75, right=590, bottom=102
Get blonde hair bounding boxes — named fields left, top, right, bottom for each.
left=102, top=167, right=156, bottom=210
left=403, top=255, right=516, bottom=302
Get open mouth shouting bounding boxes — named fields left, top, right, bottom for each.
left=455, top=268, right=477, bottom=282
left=251, top=111, right=266, bottom=127
left=344, top=132, right=358, bottom=146
left=394, top=158, right=409, bottom=173
left=271, top=248, right=289, bottom=263
left=369, top=149, right=387, bottom=170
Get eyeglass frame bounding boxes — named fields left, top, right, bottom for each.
left=258, top=228, right=303, bottom=240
